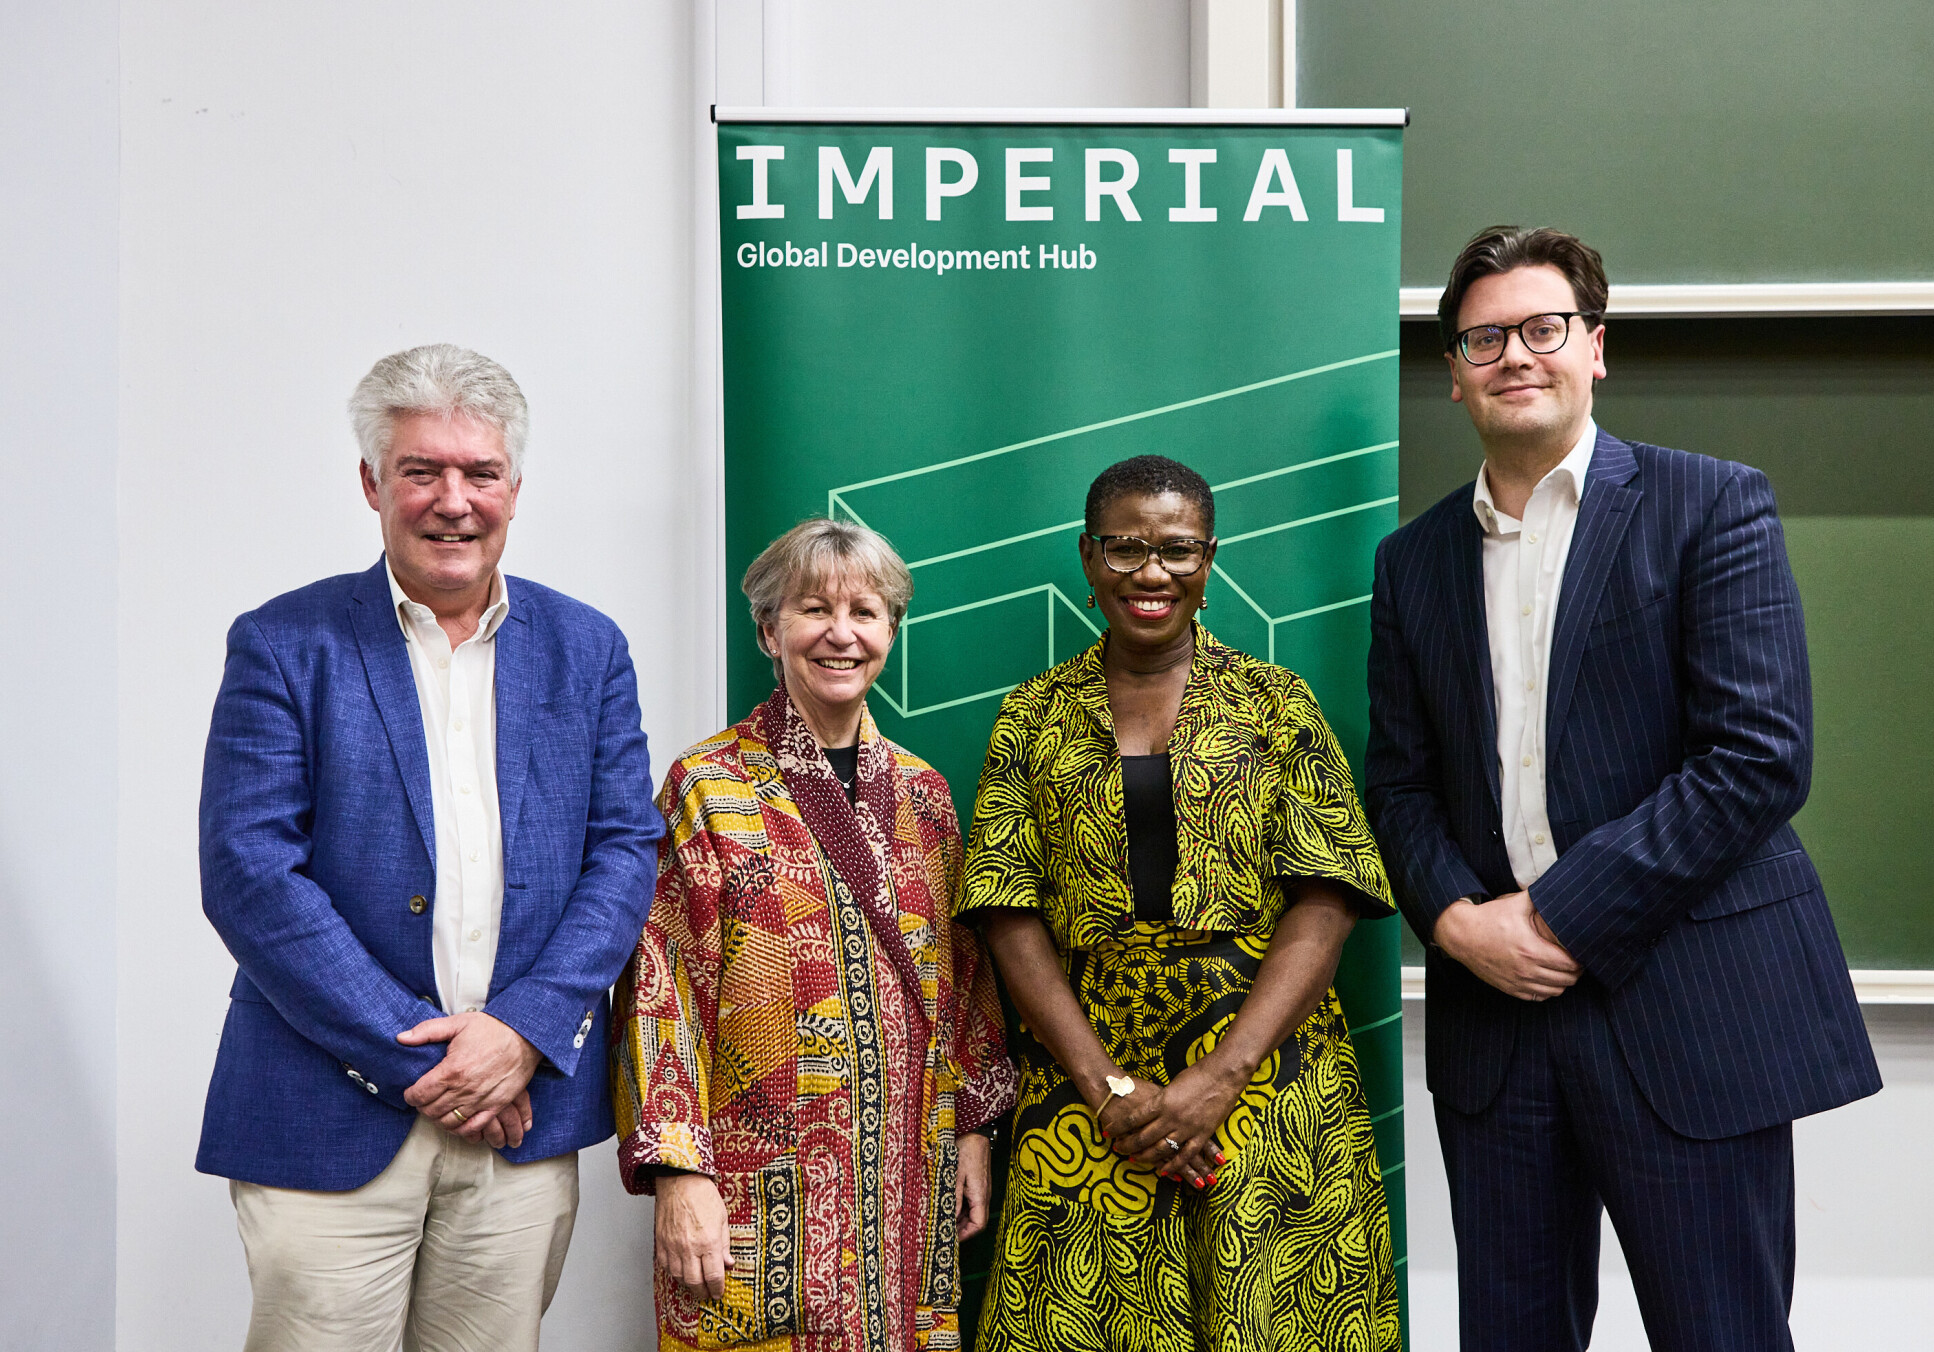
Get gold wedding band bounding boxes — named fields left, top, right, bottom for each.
left=451, top=1107, right=467, bottom=1122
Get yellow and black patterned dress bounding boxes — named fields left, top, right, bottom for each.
left=958, top=624, right=1401, bottom=1352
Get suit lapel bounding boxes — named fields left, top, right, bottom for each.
left=350, top=560, right=437, bottom=869
left=1546, top=431, right=1642, bottom=755
left=492, top=600, right=534, bottom=860
left=1445, top=504, right=1502, bottom=811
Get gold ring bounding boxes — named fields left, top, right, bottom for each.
left=451, top=1107, right=467, bottom=1122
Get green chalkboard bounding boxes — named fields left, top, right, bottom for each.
left=1301, top=0, right=1934, bottom=286
left=1784, top=518, right=1934, bottom=970
left=1396, top=317, right=1934, bottom=969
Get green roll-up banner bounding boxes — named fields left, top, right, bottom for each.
left=716, top=111, right=1408, bottom=1344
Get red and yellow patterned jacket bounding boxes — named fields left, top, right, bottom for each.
left=613, top=688, right=1015, bottom=1347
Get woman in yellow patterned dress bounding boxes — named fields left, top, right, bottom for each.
left=959, top=456, right=1401, bottom=1352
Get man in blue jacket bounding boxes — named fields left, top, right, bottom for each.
left=1366, top=228, right=1879, bottom=1352
left=198, top=344, right=664, bottom=1351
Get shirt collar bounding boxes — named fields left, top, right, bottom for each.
left=1472, top=419, right=1598, bottom=537
left=385, top=559, right=510, bottom=644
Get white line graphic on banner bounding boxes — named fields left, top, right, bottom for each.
left=831, top=350, right=1400, bottom=717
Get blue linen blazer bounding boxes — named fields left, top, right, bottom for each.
left=1366, top=431, right=1880, bottom=1140
left=196, top=558, right=664, bottom=1189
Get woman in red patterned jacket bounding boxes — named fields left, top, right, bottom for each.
left=612, top=518, right=1016, bottom=1352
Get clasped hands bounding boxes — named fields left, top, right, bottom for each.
left=1094, top=1058, right=1246, bottom=1192
left=396, top=1011, right=543, bottom=1149
left=1432, top=889, right=1581, bottom=1001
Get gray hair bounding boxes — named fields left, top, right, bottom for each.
left=742, top=518, right=914, bottom=680
left=348, top=344, right=530, bottom=480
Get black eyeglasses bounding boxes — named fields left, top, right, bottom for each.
left=1084, top=533, right=1213, bottom=575
left=1452, top=312, right=1597, bottom=366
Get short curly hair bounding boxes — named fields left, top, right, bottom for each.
left=1084, top=455, right=1215, bottom=536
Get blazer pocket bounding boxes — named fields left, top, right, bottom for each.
left=1586, top=590, right=1669, bottom=647
left=659, top=1156, right=805, bottom=1344
left=1687, top=850, right=1818, bottom=921
left=919, top=1069, right=962, bottom=1310
left=538, top=684, right=594, bottom=711
left=228, top=972, right=281, bottom=1005
left=723, top=1157, right=804, bottom=1339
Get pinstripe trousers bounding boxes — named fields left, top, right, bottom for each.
left=1434, top=980, right=1796, bottom=1352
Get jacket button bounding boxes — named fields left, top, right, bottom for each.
left=408, top=895, right=427, bottom=915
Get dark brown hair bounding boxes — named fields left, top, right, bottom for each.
left=1437, top=226, right=1609, bottom=352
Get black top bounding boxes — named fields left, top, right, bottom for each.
left=824, top=743, right=860, bottom=804
left=1121, top=753, right=1178, bottom=921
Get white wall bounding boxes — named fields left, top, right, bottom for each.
left=0, top=4, right=120, bottom=1349
left=1401, top=1003, right=1934, bottom=1350
left=112, top=3, right=700, bottom=1347
left=717, top=0, right=1190, bottom=109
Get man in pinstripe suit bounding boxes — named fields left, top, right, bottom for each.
left=1366, top=226, right=1880, bottom=1352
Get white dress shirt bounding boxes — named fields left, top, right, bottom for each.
left=387, top=563, right=510, bottom=1015
left=1473, top=421, right=1597, bottom=891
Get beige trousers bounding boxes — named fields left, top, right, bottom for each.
left=231, top=1115, right=579, bottom=1352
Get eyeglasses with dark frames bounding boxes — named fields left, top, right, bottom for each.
left=1084, top=533, right=1213, bottom=575
left=1452, top=311, right=1598, bottom=366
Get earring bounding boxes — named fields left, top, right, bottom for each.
left=1199, top=596, right=1208, bottom=611
left=1087, top=591, right=1096, bottom=608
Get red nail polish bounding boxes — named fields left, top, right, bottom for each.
left=1193, top=1177, right=1205, bottom=1189
left=1207, top=1174, right=1218, bottom=1186
left=1214, top=1152, right=1226, bottom=1165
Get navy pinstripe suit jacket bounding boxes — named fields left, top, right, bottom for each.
left=1366, top=430, right=1880, bottom=1139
